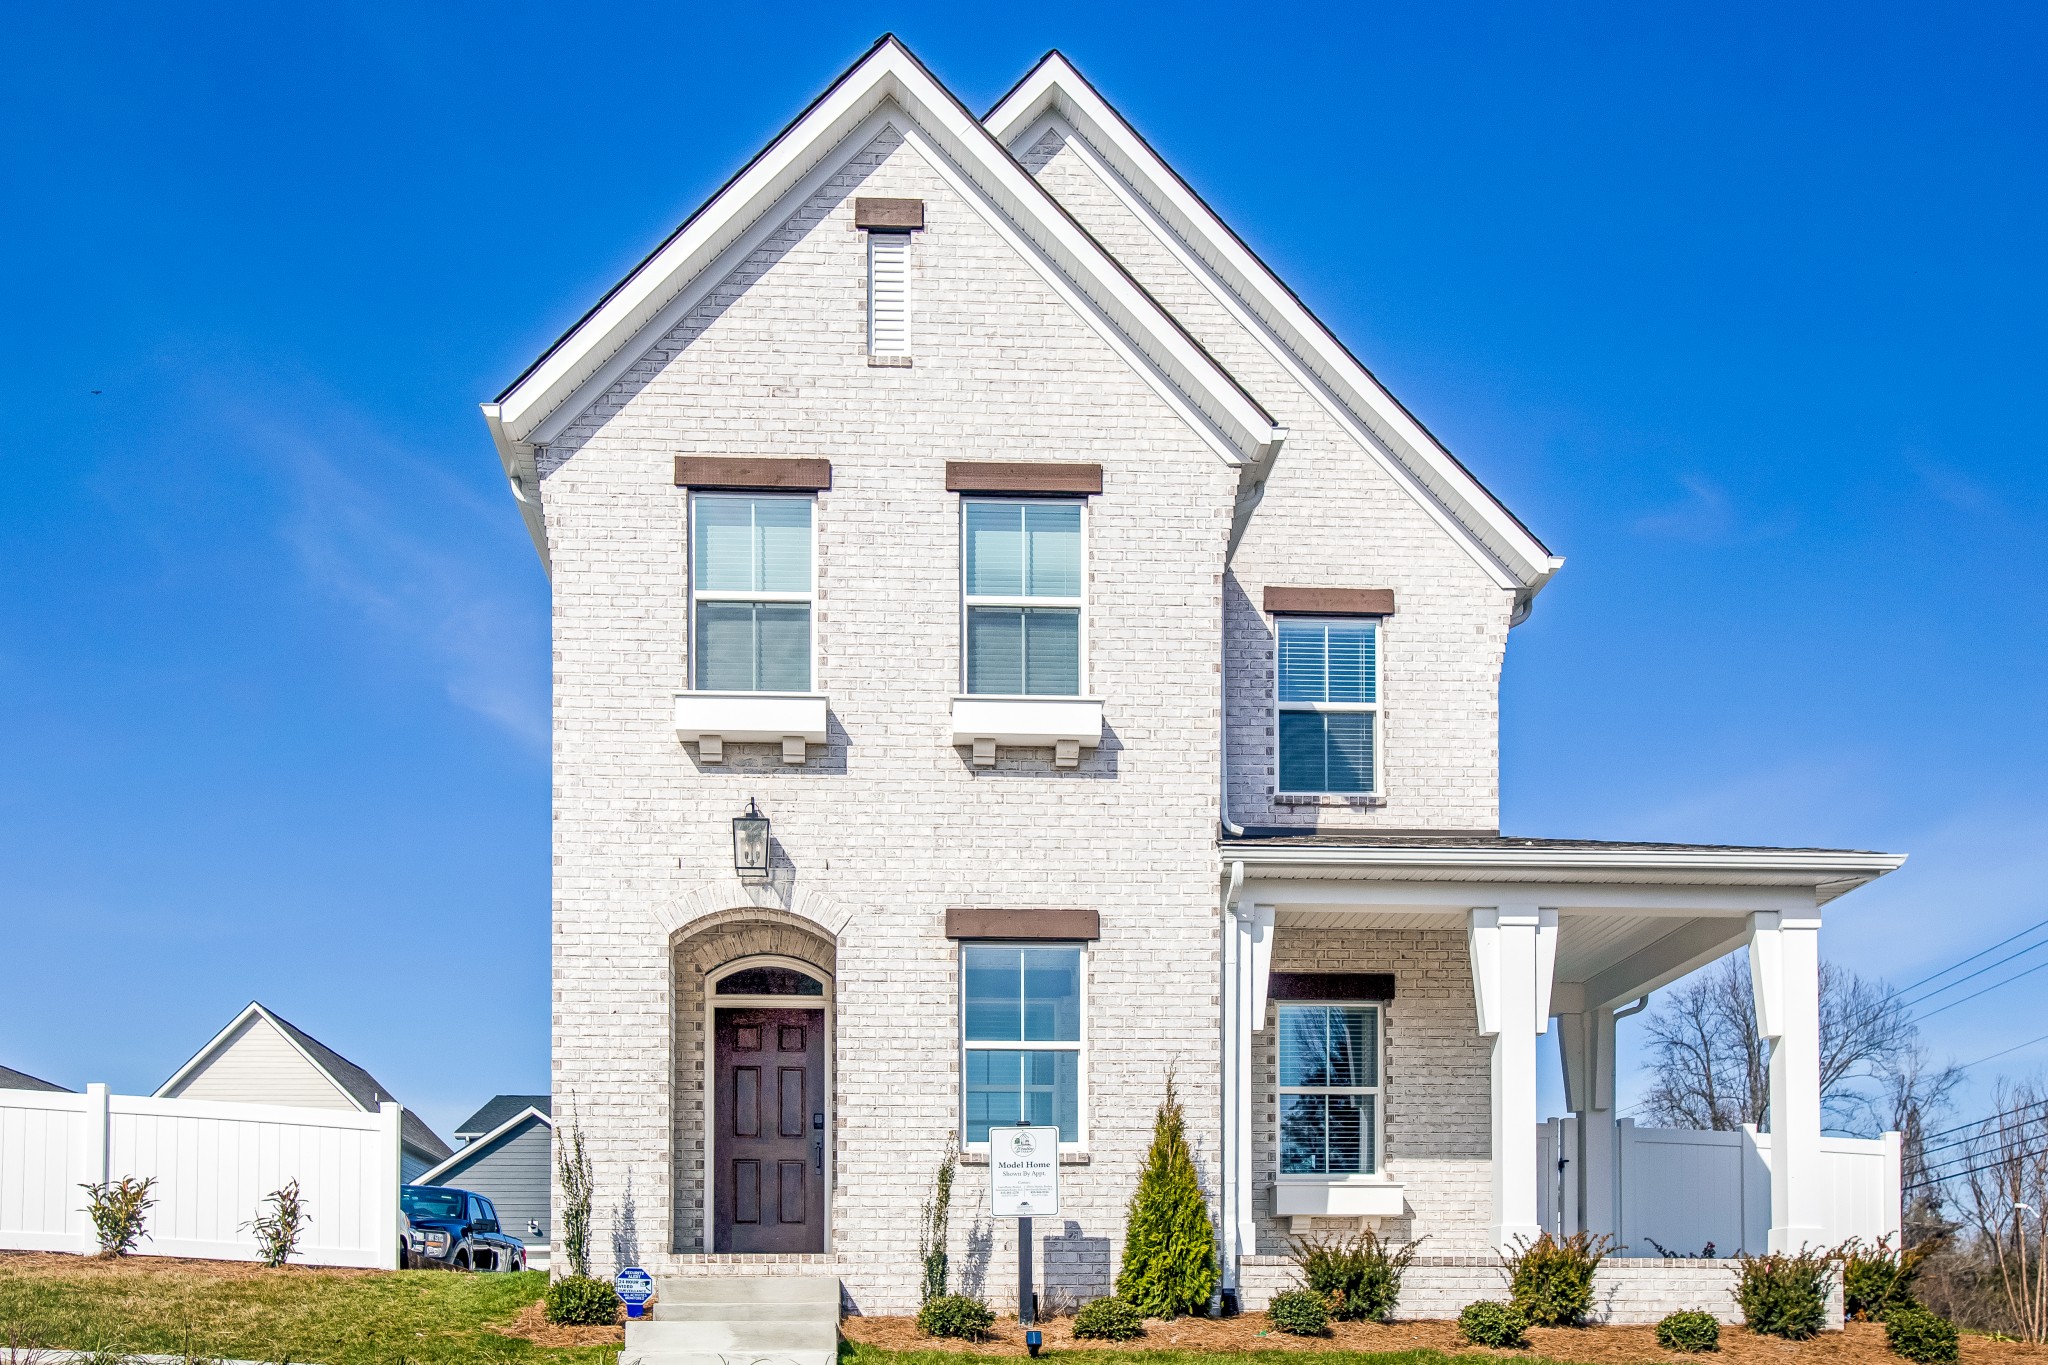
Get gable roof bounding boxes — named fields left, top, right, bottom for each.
left=985, top=52, right=1563, bottom=601
left=156, top=1002, right=451, bottom=1162
left=415, top=1103, right=552, bottom=1187
left=455, top=1093, right=551, bottom=1140
left=0, top=1064, right=69, bottom=1092
left=483, top=35, right=1286, bottom=570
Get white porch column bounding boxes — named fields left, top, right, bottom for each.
left=1750, top=909, right=1826, bottom=1253
left=1221, top=897, right=1273, bottom=1283
left=1470, top=905, right=1557, bottom=1250
left=1556, top=1008, right=1619, bottom=1240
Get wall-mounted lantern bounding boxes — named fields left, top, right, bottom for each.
left=733, top=799, right=770, bottom=880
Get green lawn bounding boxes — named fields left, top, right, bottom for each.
left=0, top=1260, right=617, bottom=1365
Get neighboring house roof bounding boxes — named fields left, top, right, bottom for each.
left=1222, top=831, right=1906, bottom=904
left=155, top=1002, right=452, bottom=1162
left=455, top=1094, right=551, bottom=1142
left=0, top=1064, right=69, bottom=1092
left=416, top=1104, right=552, bottom=1187
left=483, top=34, right=1287, bottom=572
left=984, top=51, right=1562, bottom=600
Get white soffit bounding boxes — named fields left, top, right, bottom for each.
left=985, top=53, right=1564, bottom=595
left=489, top=37, right=1280, bottom=471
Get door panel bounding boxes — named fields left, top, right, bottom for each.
left=714, top=1006, right=825, bottom=1252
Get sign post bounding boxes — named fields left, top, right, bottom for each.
left=988, top=1124, right=1059, bottom=1328
left=615, top=1266, right=654, bottom=1320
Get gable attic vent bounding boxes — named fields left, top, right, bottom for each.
left=867, top=230, right=910, bottom=358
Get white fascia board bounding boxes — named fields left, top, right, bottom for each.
left=152, top=1000, right=267, bottom=1098
left=987, top=56, right=1559, bottom=593
left=494, top=40, right=1278, bottom=468
left=482, top=403, right=550, bottom=574
left=413, top=1106, right=551, bottom=1186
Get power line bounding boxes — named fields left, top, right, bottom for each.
left=1918, top=959, right=2048, bottom=1022
left=1899, top=915, right=2048, bottom=996
left=1917, top=1094, right=2048, bottom=1146
left=1906, top=1143, right=2048, bottom=1192
left=1902, top=938, right=2048, bottom=1009
left=1958, top=1029, right=2048, bottom=1074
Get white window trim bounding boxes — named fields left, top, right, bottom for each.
left=958, top=497, right=1089, bottom=699
left=958, top=940, right=1089, bottom=1153
left=1273, top=615, right=1383, bottom=797
left=1274, top=999, right=1386, bottom=1182
left=688, top=491, right=819, bottom=694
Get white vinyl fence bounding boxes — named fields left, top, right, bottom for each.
left=0, top=1084, right=402, bottom=1268
left=1540, top=1118, right=1901, bottom=1257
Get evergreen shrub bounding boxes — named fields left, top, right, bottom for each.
left=1505, top=1230, right=1611, bottom=1326
left=1267, top=1289, right=1329, bottom=1336
left=1884, top=1305, right=1959, bottom=1364
left=1458, top=1300, right=1528, bottom=1349
left=543, top=1276, right=621, bottom=1326
left=917, top=1294, right=995, bottom=1340
left=1842, top=1235, right=1925, bottom=1322
left=1114, top=1073, right=1216, bottom=1317
left=1071, top=1297, right=1145, bottom=1340
left=1735, top=1250, right=1834, bottom=1340
left=1655, top=1310, right=1721, bottom=1352
left=1290, top=1229, right=1418, bottom=1322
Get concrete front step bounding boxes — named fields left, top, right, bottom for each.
left=654, top=1274, right=841, bottom=1307
left=651, top=1299, right=834, bottom=1323
left=624, top=1322, right=837, bottom=1352
left=621, top=1353, right=835, bottom=1365
left=626, top=1276, right=842, bottom=1365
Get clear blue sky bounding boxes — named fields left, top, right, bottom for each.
left=4, top=2, right=2044, bottom=1142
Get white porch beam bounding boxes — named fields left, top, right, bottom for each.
left=1470, top=905, right=1552, bottom=1249
left=1750, top=910, right=1827, bottom=1252
left=1239, top=880, right=1809, bottom=913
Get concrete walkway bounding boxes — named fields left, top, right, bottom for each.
left=622, top=1275, right=840, bottom=1365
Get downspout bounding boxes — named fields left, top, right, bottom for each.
left=1219, top=859, right=1246, bottom=1307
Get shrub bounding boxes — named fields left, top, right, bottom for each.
left=244, top=1179, right=308, bottom=1268
left=1291, top=1228, right=1420, bottom=1323
left=1735, top=1249, right=1834, bottom=1340
left=1458, top=1300, right=1528, bottom=1349
left=1114, top=1072, right=1216, bottom=1317
left=556, top=1100, right=594, bottom=1279
left=1841, top=1235, right=1926, bottom=1322
left=1072, top=1296, right=1145, bottom=1341
left=917, top=1148, right=958, bottom=1304
left=1267, top=1289, right=1329, bottom=1336
left=1655, top=1310, right=1721, bottom=1352
left=1505, top=1229, right=1611, bottom=1327
left=917, top=1294, right=995, bottom=1340
left=544, top=1275, right=622, bottom=1326
left=80, top=1176, right=156, bottom=1258
left=1883, top=1305, right=1959, bottom=1364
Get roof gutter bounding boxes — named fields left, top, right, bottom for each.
left=481, top=403, right=551, bottom=575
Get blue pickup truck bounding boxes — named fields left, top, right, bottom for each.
left=399, top=1184, right=528, bottom=1272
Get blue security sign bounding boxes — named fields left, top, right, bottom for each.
left=616, top=1266, right=654, bottom=1319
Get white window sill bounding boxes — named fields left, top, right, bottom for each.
left=674, top=692, right=828, bottom=764
left=951, top=696, right=1104, bottom=768
left=1271, top=1177, right=1405, bottom=1221
left=1274, top=792, right=1385, bottom=807
left=867, top=355, right=913, bottom=368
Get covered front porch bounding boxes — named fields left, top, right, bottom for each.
left=1217, top=833, right=1905, bottom=1298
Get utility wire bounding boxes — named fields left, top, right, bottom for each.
left=1917, top=1094, right=2048, bottom=1146
left=1901, top=937, right=2048, bottom=1009
left=1899, top=916, right=2048, bottom=996
left=1918, top=959, right=2048, bottom=1021
left=1906, top=1143, right=2048, bottom=1192
left=1958, top=1029, right=2048, bottom=1075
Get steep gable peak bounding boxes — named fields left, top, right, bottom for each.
left=484, top=36, right=1283, bottom=570
left=987, top=51, right=1562, bottom=604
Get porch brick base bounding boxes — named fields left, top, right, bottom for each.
left=1238, top=1256, right=1844, bottom=1327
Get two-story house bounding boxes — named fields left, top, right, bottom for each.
left=482, top=38, right=1902, bottom=1316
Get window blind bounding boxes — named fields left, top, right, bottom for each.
left=868, top=231, right=909, bottom=356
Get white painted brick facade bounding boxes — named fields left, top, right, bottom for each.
left=534, top=110, right=1517, bottom=1313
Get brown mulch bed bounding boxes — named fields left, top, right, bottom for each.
left=490, top=1299, right=627, bottom=1347
left=841, top=1314, right=2048, bottom=1362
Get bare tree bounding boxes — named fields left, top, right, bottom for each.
left=1639, top=956, right=1923, bottom=1133
left=1959, top=1081, right=2048, bottom=1341
left=1882, top=1045, right=1965, bottom=1243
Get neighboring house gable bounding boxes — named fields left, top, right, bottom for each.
left=454, top=1093, right=550, bottom=1146
left=157, top=1003, right=452, bottom=1180
left=415, top=1104, right=552, bottom=1250
left=0, top=1064, right=68, bottom=1092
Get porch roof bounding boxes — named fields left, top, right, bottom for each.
left=1222, top=830, right=1906, bottom=1012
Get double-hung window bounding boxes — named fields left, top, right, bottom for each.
left=691, top=494, right=813, bottom=692
left=961, top=944, right=1083, bottom=1145
left=1278, top=1002, right=1382, bottom=1175
left=1276, top=617, right=1379, bottom=794
left=962, top=500, right=1083, bottom=696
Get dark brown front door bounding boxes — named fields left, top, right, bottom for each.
left=713, top=1007, right=825, bottom=1252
